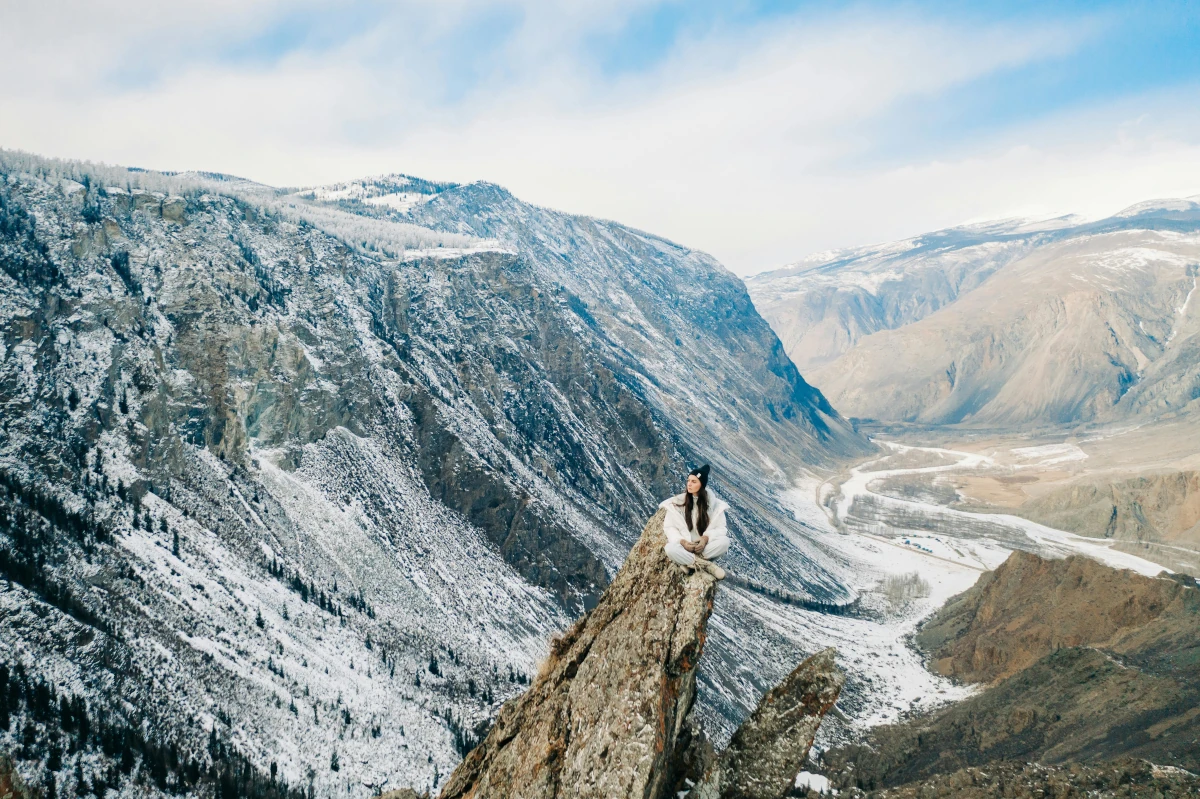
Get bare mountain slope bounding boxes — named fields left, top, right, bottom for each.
left=821, top=551, right=1200, bottom=791
left=748, top=201, right=1200, bottom=427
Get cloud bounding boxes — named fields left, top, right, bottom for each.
left=2, top=2, right=1199, bottom=274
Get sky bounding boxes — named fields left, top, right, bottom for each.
left=3, top=1, right=1200, bottom=275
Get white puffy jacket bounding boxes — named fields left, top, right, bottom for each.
left=658, top=490, right=731, bottom=559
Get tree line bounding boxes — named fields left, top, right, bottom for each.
left=1, top=660, right=307, bottom=799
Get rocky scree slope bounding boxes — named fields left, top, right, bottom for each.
left=819, top=551, right=1200, bottom=791
left=748, top=201, right=1200, bottom=428
left=0, top=153, right=863, bottom=798
left=294, top=173, right=874, bottom=734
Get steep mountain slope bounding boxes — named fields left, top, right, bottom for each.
left=914, top=551, right=1197, bottom=683
left=1017, top=470, right=1200, bottom=554
left=820, top=551, right=1200, bottom=790
left=748, top=201, right=1200, bottom=427
left=0, top=155, right=866, bottom=798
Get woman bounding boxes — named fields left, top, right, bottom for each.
left=659, top=464, right=729, bottom=580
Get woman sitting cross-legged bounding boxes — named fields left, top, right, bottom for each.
left=659, top=464, right=729, bottom=580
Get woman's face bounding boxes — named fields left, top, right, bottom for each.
left=686, top=473, right=701, bottom=495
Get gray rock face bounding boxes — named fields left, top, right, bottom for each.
left=692, top=648, right=845, bottom=799
left=439, top=509, right=718, bottom=799
left=399, top=180, right=871, bottom=594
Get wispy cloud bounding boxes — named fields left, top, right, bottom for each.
left=2, top=1, right=1199, bottom=273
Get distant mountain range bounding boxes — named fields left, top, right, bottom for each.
left=748, top=199, right=1200, bottom=428
left=0, top=153, right=866, bottom=798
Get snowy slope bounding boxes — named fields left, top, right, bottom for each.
left=0, top=152, right=877, bottom=797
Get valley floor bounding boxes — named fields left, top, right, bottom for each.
left=847, top=420, right=1200, bottom=574
left=775, top=424, right=1194, bottom=749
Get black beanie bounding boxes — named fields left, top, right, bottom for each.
left=689, top=464, right=710, bottom=490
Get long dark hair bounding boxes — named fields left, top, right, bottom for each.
left=680, top=488, right=710, bottom=534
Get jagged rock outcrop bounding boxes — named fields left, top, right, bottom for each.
left=0, top=757, right=39, bottom=799
left=690, top=648, right=844, bottom=799
left=438, top=508, right=719, bottom=799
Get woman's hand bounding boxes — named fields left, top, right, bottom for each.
left=695, top=535, right=709, bottom=555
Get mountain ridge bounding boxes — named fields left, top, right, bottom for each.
left=748, top=198, right=1200, bottom=428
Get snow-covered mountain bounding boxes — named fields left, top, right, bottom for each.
left=0, top=154, right=868, bottom=797
left=290, top=175, right=455, bottom=214
left=748, top=199, right=1200, bottom=428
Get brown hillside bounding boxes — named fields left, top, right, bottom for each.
left=915, top=550, right=1192, bottom=683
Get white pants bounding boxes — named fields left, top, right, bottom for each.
left=664, top=540, right=725, bottom=568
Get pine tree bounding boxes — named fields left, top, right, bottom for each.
left=0, top=662, right=9, bottom=731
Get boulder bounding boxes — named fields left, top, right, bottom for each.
left=691, top=648, right=845, bottom=799
left=162, top=195, right=187, bottom=223
left=438, top=508, right=719, bottom=799
left=130, top=189, right=162, bottom=216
